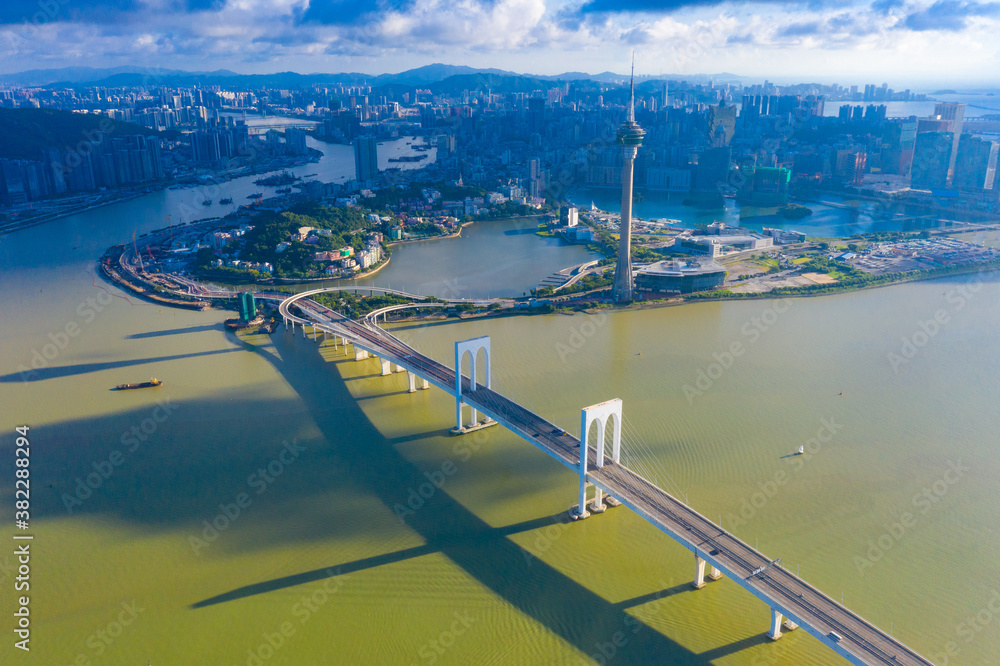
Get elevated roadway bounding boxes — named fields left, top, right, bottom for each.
left=275, top=288, right=935, bottom=666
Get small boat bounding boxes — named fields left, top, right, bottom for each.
left=201, top=199, right=212, bottom=206
left=219, top=197, right=233, bottom=205
left=247, top=193, right=263, bottom=199
left=115, top=378, right=162, bottom=391
left=797, top=445, right=805, bottom=455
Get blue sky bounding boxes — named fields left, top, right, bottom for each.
left=1, top=0, right=997, bottom=86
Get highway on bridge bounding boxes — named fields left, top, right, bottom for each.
left=278, top=289, right=935, bottom=666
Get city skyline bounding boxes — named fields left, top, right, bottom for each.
left=2, top=0, right=1000, bottom=87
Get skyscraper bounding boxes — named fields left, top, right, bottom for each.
left=528, top=97, right=545, bottom=136
left=353, top=135, right=379, bottom=183
left=911, top=131, right=953, bottom=190
left=933, top=102, right=965, bottom=187
left=611, top=62, right=645, bottom=303
left=238, top=292, right=257, bottom=321
left=953, top=134, right=999, bottom=190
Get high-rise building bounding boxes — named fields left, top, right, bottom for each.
left=881, top=118, right=917, bottom=176
left=612, top=66, right=645, bottom=303
left=192, top=130, right=222, bottom=163
left=285, top=128, right=308, bottom=155
left=353, top=135, right=379, bottom=183
left=559, top=205, right=579, bottom=227
left=528, top=97, right=546, bottom=136
left=238, top=292, right=257, bottom=321
left=694, top=146, right=731, bottom=192
left=911, top=131, right=953, bottom=190
left=933, top=102, right=966, bottom=187
left=420, top=106, right=436, bottom=129
left=953, top=134, right=998, bottom=190
left=736, top=166, right=791, bottom=205
left=528, top=158, right=545, bottom=198
left=707, top=103, right=737, bottom=146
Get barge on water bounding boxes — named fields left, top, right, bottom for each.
left=115, top=378, right=162, bottom=390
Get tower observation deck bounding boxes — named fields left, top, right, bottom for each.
left=612, top=60, right=646, bottom=303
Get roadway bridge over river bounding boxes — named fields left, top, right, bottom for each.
left=276, top=287, right=935, bottom=666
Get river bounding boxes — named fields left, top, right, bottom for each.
left=1, top=139, right=998, bottom=665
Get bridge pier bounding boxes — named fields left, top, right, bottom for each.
left=694, top=556, right=707, bottom=589
left=407, top=372, right=430, bottom=393
left=355, top=347, right=369, bottom=361
left=692, top=556, right=722, bottom=589
left=379, top=358, right=392, bottom=376
left=393, top=363, right=405, bottom=373
left=451, top=337, right=496, bottom=435
left=572, top=398, right=623, bottom=520
left=768, top=609, right=784, bottom=641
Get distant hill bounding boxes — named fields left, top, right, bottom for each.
left=0, top=66, right=239, bottom=87
left=4, top=63, right=751, bottom=90
left=375, top=63, right=518, bottom=86
left=0, top=108, right=159, bottom=161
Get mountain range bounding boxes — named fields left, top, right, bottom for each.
left=0, top=63, right=751, bottom=89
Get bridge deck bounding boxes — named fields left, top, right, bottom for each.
left=280, top=293, right=934, bottom=666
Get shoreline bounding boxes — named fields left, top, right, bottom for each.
left=0, top=191, right=148, bottom=236
left=385, top=215, right=544, bottom=247
left=0, top=151, right=321, bottom=237
left=373, top=262, right=1000, bottom=325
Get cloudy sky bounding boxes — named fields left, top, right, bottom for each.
left=1, top=0, right=998, bottom=86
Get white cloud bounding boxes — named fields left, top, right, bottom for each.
left=0, top=0, right=998, bottom=85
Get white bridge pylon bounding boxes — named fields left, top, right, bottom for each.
left=451, top=336, right=497, bottom=435
left=571, top=398, right=623, bottom=520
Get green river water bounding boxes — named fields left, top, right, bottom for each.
left=1, top=141, right=999, bottom=665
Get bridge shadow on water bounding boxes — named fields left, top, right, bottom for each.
left=0, top=348, right=241, bottom=382
left=5, top=322, right=767, bottom=663
left=124, top=323, right=223, bottom=339
left=189, top=328, right=720, bottom=664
